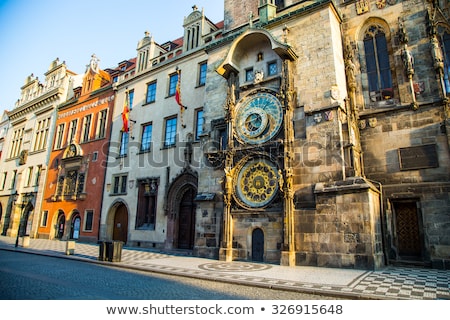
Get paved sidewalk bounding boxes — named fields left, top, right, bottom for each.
left=0, top=236, right=448, bottom=300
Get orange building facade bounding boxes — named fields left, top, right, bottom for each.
left=38, top=55, right=116, bottom=242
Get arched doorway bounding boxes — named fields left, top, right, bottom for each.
left=177, top=187, right=196, bottom=249
left=56, top=211, right=65, bottom=239
left=252, top=228, right=264, bottom=262
left=70, top=213, right=81, bottom=240
left=113, top=203, right=128, bottom=243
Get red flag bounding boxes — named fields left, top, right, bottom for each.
left=122, top=91, right=129, bottom=133
left=175, top=69, right=187, bottom=112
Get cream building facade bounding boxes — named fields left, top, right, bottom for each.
left=99, top=7, right=221, bottom=250
left=0, top=59, right=75, bottom=242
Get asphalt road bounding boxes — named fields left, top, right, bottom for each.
left=0, top=250, right=342, bottom=300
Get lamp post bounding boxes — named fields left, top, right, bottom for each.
left=14, top=193, right=33, bottom=248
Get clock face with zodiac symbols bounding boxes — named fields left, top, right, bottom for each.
left=235, top=158, right=279, bottom=208
left=235, top=92, right=283, bottom=144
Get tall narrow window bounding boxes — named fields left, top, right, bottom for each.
left=10, top=170, right=17, bottom=189
left=164, top=117, right=177, bottom=147
left=68, top=119, right=78, bottom=143
left=55, top=123, right=65, bottom=149
left=34, top=165, right=42, bottom=187
left=25, top=166, right=33, bottom=187
left=84, top=210, right=94, bottom=231
left=195, top=109, right=204, bottom=141
left=146, top=81, right=157, bottom=104
left=129, top=89, right=134, bottom=110
left=136, top=180, right=158, bottom=230
left=198, top=62, right=207, bottom=86
left=96, top=109, right=108, bottom=139
left=439, top=29, right=450, bottom=94
left=364, top=25, right=393, bottom=101
left=81, top=114, right=92, bottom=143
left=168, top=73, right=178, bottom=96
left=33, top=117, right=50, bottom=151
left=0, top=172, right=7, bottom=190
left=141, top=123, right=153, bottom=152
left=8, top=127, right=24, bottom=158
left=41, top=210, right=48, bottom=227
left=119, top=131, right=129, bottom=157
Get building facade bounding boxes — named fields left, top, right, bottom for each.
left=37, top=55, right=121, bottom=242
left=99, top=7, right=221, bottom=251
left=0, top=58, right=75, bottom=242
left=197, top=0, right=449, bottom=269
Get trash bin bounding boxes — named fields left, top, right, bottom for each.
left=98, top=241, right=108, bottom=261
left=108, top=241, right=123, bottom=262
left=65, top=240, right=75, bottom=255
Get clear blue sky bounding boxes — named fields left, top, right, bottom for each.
left=0, top=0, right=224, bottom=115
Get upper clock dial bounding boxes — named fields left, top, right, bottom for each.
left=235, top=92, right=283, bottom=144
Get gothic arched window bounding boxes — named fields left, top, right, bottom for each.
left=438, top=28, right=450, bottom=94
left=363, top=25, right=393, bottom=102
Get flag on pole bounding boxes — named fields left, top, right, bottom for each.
left=175, top=69, right=187, bottom=113
left=122, top=91, right=130, bottom=133
left=175, top=69, right=187, bottom=128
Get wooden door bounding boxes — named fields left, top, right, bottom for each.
left=113, top=204, right=128, bottom=243
left=393, top=200, right=423, bottom=260
left=252, top=228, right=264, bottom=262
left=178, top=188, right=196, bottom=249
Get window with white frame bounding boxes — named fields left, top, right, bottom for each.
left=8, top=127, right=24, bottom=158
left=96, top=109, right=108, bottom=139
left=164, top=116, right=177, bottom=147
left=81, top=114, right=92, bottom=143
left=54, top=123, right=65, bottom=149
left=68, top=119, right=78, bottom=143
left=33, top=117, right=51, bottom=151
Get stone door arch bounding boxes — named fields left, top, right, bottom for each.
left=165, top=170, right=198, bottom=250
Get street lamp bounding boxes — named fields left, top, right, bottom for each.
left=14, top=192, right=33, bottom=248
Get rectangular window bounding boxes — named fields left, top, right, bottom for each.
left=92, top=151, right=98, bottom=162
left=119, top=131, right=129, bottom=157
left=195, top=109, right=204, bottom=141
left=268, top=61, right=278, bottom=76
left=10, top=170, right=17, bottom=189
left=0, top=172, right=7, bottom=190
left=81, top=114, right=92, bottom=143
left=245, top=68, right=254, bottom=82
left=33, top=117, right=51, bottom=151
left=8, top=127, right=24, bottom=158
left=141, top=123, right=153, bottom=152
left=25, top=166, right=33, bottom=187
left=41, top=210, right=48, bottom=227
left=198, top=62, right=207, bottom=86
left=164, top=117, right=177, bottom=147
left=68, top=119, right=78, bottom=143
left=168, top=73, right=178, bottom=96
left=34, top=165, right=42, bottom=187
left=84, top=210, right=94, bottom=231
left=54, top=123, right=65, bottom=149
left=129, top=90, right=134, bottom=110
left=96, top=109, right=108, bottom=139
left=146, top=81, right=157, bottom=104
left=112, top=174, right=128, bottom=195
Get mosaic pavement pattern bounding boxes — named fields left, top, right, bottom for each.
left=1, top=236, right=449, bottom=300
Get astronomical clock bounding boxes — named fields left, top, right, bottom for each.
left=232, top=90, right=283, bottom=210
left=234, top=91, right=283, bottom=145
